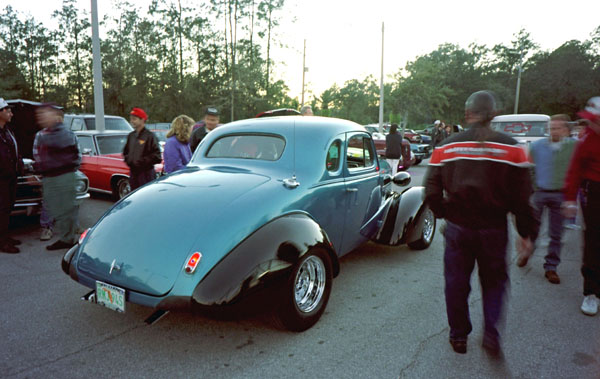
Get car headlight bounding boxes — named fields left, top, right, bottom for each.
left=75, top=179, right=87, bottom=193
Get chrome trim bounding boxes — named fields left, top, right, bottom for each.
left=294, top=255, right=326, bottom=313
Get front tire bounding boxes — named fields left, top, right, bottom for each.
left=407, top=205, right=436, bottom=250
left=274, top=249, right=332, bottom=332
left=112, top=177, right=131, bottom=200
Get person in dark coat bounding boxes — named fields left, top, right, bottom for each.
left=425, top=90, right=538, bottom=356
left=190, top=107, right=220, bottom=153
left=123, top=107, right=161, bottom=190
left=33, top=103, right=81, bottom=250
left=385, top=124, right=403, bottom=175
left=0, top=98, right=21, bottom=254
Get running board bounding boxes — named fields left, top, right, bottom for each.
left=145, top=310, right=169, bottom=325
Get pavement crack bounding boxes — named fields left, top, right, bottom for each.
left=6, top=324, right=145, bottom=378
left=398, top=326, right=448, bottom=378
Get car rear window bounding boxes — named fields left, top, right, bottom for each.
left=85, top=117, right=133, bottom=131
left=96, top=135, right=128, bottom=155
left=491, top=121, right=548, bottom=137
left=205, top=134, right=285, bottom=161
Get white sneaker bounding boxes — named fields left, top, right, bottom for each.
left=581, top=295, right=598, bottom=316
left=40, top=228, right=53, bottom=241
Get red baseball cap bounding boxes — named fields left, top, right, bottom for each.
left=577, top=96, right=600, bottom=124
left=130, top=107, right=148, bottom=121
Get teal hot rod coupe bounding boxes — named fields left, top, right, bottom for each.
left=62, top=116, right=436, bottom=331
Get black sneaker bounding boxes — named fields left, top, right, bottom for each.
left=46, top=240, right=75, bottom=251
left=0, top=242, right=20, bottom=254
left=449, top=339, right=467, bottom=354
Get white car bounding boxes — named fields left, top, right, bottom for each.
left=491, top=114, right=550, bottom=149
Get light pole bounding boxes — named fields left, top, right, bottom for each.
left=301, top=39, right=306, bottom=106
left=90, top=0, right=105, bottom=132
left=513, top=52, right=523, bottom=114
left=378, top=22, right=384, bottom=134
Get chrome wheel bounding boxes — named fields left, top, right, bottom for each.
left=117, top=179, right=131, bottom=199
left=422, top=208, right=435, bottom=243
left=294, top=255, right=326, bottom=313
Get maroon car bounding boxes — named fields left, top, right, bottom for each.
left=373, top=138, right=415, bottom=171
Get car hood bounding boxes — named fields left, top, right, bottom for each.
left=76, top=167, right=273, bottom=296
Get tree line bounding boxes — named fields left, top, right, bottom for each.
left=1, top=1, right=599, bottom=127
left=314, top=28, right=600, bottom=127
left=0, top=0, right=293, bottom=123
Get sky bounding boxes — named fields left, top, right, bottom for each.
left=5, top=0, right=599, bottom=102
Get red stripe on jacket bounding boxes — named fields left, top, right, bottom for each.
left=429, top=141, right=530, bottom=167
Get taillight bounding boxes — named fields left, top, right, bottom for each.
left=78, top=228, right=90, bottom=245
left=184, top=252, right=202, bottom=274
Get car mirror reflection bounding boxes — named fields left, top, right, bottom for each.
left=392, top=172, right=411, bottom=187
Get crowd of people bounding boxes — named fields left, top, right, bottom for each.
left=424, top=91, right=600, bottom=359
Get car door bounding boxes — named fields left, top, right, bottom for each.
left=77, top=135, right=100, bottom=190
left=340, top=132, right=381, bottom=255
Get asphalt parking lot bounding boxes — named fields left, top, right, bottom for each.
left=1, top=159, right=599, bottom=378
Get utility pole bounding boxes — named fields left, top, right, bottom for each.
left=513, top=52, right=523, bottom=114
left=378, top=22, right=384, bottom=134
left=301, top=39, right=306, bottom=107
left=90, top=0, right=105, bottom=132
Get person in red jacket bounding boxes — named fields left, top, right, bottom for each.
left=563, top=96, right=600, bottom=316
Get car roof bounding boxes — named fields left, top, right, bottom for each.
left=65, top=114, right=125, bottom=119
left=492, top=114, right=550, bottom=122
left=218, top=116, right=365, bottom=138
left=75, top=130, right=131, bottom=136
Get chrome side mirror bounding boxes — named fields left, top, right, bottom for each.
left=82, top=148, right=92, bottom=156
left=392, top=171, right=411, bottom=187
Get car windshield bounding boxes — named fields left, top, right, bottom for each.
left=96, top=135, right=128, bottom=155
left=152, top=130, right=168, bottom=143
left=491, top=121, right=549, bottom=137
left=204, top=134, right=285, bottom=161
left=85, top=117, right=133, bottom=131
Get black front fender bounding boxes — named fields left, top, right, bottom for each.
left=371, top=186, right=426, bottom=246
left=190, top=213, right=339, bottom=311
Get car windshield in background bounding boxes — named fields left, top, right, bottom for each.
left=491, top=121, right=548, bottom=137
left=96, top=135, right=128, bottom=155
left=85, top=118, right=133, bottom=131
left=147, top=123, right=171, bottom=130
left=205, top=134, right=285, bottom=161
left=153, top=130, right=168, bottom=143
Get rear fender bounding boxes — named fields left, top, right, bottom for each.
left=190, top=213, right=339, bottom=308
left=371, top=186, right=425, bottom=246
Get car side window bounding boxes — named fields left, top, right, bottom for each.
left=346, top=134, right=375, bottom=170
left=326, top=140, right=341, bottom=172
left=71, top=118, right=85, bottom=131
left=77, top=136, right=95, bottom=155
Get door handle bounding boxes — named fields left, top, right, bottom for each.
left=346, top=187, right=358, bottom=192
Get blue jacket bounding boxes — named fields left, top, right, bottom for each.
left=163, top=135, right=191, bottom=173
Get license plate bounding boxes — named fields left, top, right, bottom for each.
left=95, top=281, right=125, bottom=313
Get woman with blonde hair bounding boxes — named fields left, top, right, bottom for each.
left=163, top=115, right=194, bottom=173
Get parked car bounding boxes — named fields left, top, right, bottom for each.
left=491, top=114, right=550, bottom=149
left=146, top=122, right=171, bottom=131
left=256, top=108, right=301, bottom=118
left=6, top=100, right=90, bottom=216
left=402, top=129, right=422, bottom=143
left=410, top=143, right=432, bottom=165
left=373, top=137, right=414, bottom=171
left=75, top=130, right=163, bottom=200
left=64, top=114, right=133, bottom=132
left=62, top=116, right=436, bottom=332
left=364, top=124, right=387, bottom=140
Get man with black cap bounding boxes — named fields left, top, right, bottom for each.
left=33, top=103, right=81, bottom=250
left=0, top=98, right=21, bottom=254
left=190, top=106, right=220, bottom=152
left=563, top=96, right=600, bottom=316
left=425, top=90, right=538, bottom=357
left=123, top=107, right=161, bottom=190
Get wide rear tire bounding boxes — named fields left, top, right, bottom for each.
left=273, top=248, right=332, bottom=332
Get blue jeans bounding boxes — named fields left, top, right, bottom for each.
left=532, top=191, right=564, bottom=271
left=444, top=221, right=508, bottom=342
left=40, top=202, right=54, bottom=229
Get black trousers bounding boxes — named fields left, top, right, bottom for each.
left=581, top=180, right=600, bottom=296
left=129, top=168, right=156, bottom=191
left=0, top=177, right=17, bottom=241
